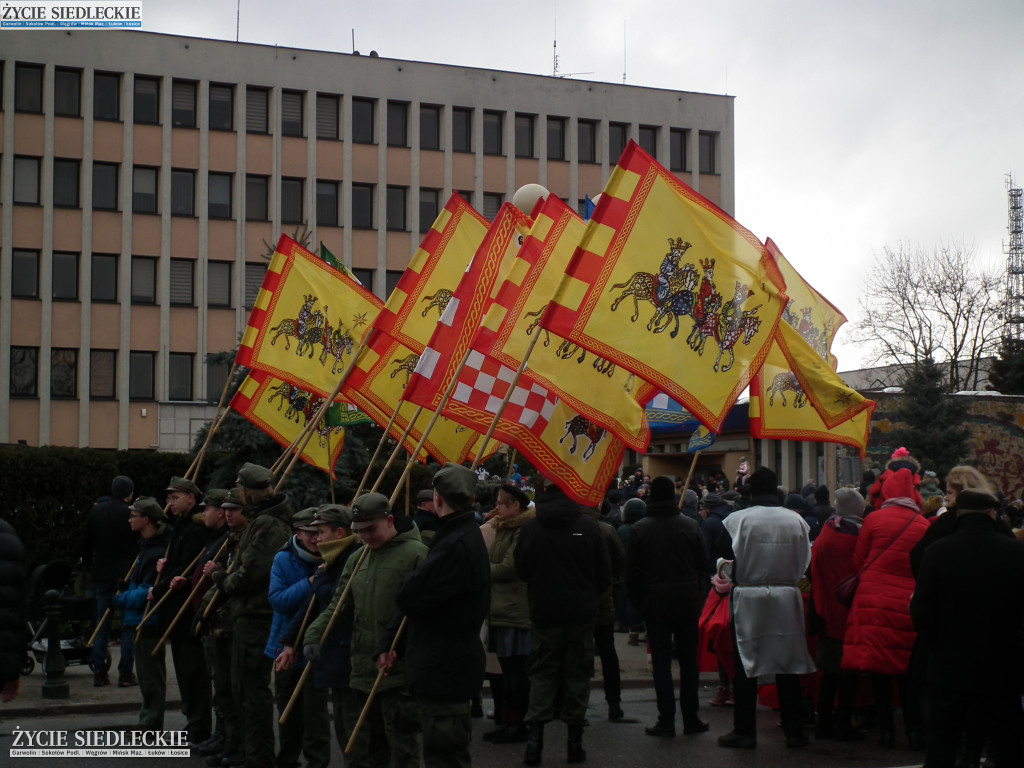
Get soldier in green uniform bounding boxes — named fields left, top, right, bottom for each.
left=305, top=493, right=426, bottom=768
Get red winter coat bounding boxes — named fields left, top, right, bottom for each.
left=810, top=516, right=860, bottom=641
left=841, top=500, right=928, bottom=675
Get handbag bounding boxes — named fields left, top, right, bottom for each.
left=833, top=509, right=918, bottom=608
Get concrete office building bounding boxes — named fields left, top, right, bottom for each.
left=0, top=30, right=734, bottom=451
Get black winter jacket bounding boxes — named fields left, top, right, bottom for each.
left=81, top=496, right=137, bottom=584
left=0, top=518, right=27, bottom=687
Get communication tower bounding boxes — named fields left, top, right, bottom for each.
left=1006, top=175, right=1024, bottom=340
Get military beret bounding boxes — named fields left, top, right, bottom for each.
left=416, top=488, right=434, bottom=504
left=202, top=489, right=230, bottom=508
left=350, top=493, right=391, bottom=530
left=131, top=496, right=167, bottom=523
left=432, top=463, right=477, bottom=508
left=311, top=504, right=353, bottom=530
left=221, top=487, right=245, bottom=509
left=166, top=476, right=202, bottom=497
left=292, top=507, right=319, bottom=531
left=236, top=462, right=273, bottom=490
left=954, top=488, right=1000, bottom=512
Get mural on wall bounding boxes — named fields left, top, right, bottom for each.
left=866, top=393, right=1024, bottom=501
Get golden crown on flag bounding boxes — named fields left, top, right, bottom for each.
left=699, top=257, right=716, bottom=271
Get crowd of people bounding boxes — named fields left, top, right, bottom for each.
left=2, top=447, right=1024, bottom=768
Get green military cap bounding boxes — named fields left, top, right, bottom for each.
left=236, top=462, right=273, bottom=490
left=350, top=493, right=391, bottom=530
left=202, top=489, right=230, bottom=508
left=292, top=506, right=319, bottom=531
left=433, top=463, right=477, bottom=508
left=166, top=476, right=202, bottom=497
left=221, top=487, right=245, bottom=509
left=311, top=504, right=353, bottom=530
left=131, top=496, right=167, bottom=523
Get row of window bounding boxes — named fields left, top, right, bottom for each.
left=10, top=250, right=263, bottom=309
left=10, top=346, right=202, bottom=401
left=7, top=62, right=715, bottom=172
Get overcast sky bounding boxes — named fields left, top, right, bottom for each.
left=140, top=0, right=1024, bottom=371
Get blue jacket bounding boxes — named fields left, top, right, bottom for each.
left=265, top=536, right=321, bottom=660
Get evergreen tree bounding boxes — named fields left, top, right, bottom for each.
left=987, top=336, right=1024, bottom=395
left=887, top=358, right=970, bottom=478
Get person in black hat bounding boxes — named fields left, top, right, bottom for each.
left=152, top=475, right=213, bottom=744
left=82, top=474, right=138, bottom=687
left=412, top=487, right=440, bottom=546
left=378, top=464, right=489, bottom=768
left=699, top=492, right=732, bottom=556
left=911, top=488, right=1024, bottom=768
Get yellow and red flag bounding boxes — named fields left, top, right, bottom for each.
left=474, top=194, right=655, bottom=452
left=542, top=141, right=787, bottom=432
left=230, top=370, right=359, bottom=477
left=236, top=235, right=383, bottom=398
left=403, top=202, right=532, bottom=412
left=371, top=193, right=490, bottom=353
left=749, top=322, right=875, bottom=456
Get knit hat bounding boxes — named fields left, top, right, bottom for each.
left=880, top=467, right=916, bottom=501
left=750, top=466, right=777, bottom=496
left=783, top=493, right=809, bottom=512
left=622, top=498, right=646, bottom=523
left=112, top=475, right=134, bottom=500
left=701, top=492, right=724, bottom=508
left=834, top=487, right=866, bottom=518
left=683, top=489, right=699, bottom=507
left=649, top=476, right=676, bottom=503
left=814, top=485, right=830, bottom=504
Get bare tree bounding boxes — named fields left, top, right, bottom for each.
left=853, top=241, right=1003, bottom=391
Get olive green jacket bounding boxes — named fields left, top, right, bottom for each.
left=484, top=509, right=534, bottom=630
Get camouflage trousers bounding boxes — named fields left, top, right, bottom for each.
left=347, top=687, right=420, bottom=768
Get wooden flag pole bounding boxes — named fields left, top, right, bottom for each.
left=135, top=546, right=206, bottom=640
left=680, top=450, right=702, bottom=508
left=279, top=544, right=370, bottom=725
left=186, top=361, right=239, bottom=480
left=86, top=559, right=139, bottom=647
left=370, top=407, right=423, bottom=495
left=354, top=404, right=403, bottom=498
left=152, top=536, right=231, bottom=654
left=345, top=616, right=407, bottom=755
left=505, top=449, right=518, bottom=483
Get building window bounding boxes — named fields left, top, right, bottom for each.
left=171, top=80, right=196, bottom=128
left=609, top=122, right=629, bottom=164
left=386, top=186, right=406, bottom=231
left=91, top=254, right=118, bottom=302
left=483, top=111, right=503, bottom=156
left=387, top=101, right=408, bottom=147
left=14, top=63, right=43, bottom=113
left=93, top=162, right=119, bottom=210
left=131, top=256, right=157, bottom=304
left=53, top=159, right=80, bottom=208
left=51, top=348, right=77, bottom=399
left=281, top=90, right=303, bottom=136
left=133, top=75, right=159, bottom=124
left=352, top=97, right=375, bottom=144
left=206, top=358, right=230, bottom=403
left=54, top=68, right=81, bottom=117
left=12, top=250, right=39, bottom=299
left=420, top=105, right=440, bottom=151
left=169, top=259, right=194, bottom=306
left=94, top=72, right=120, bottom=120
left=132, top=167, right=157, bottom=214
left=168, top=353, right=193, bottom=400
left=52, top=252, right=79, bottom=301
left=208, top=173, right=232, bottom=219
left=90, top=349, right=116, bottom=398
left=245, top=175, right=269, bottom=221
left=208, top=261, right=231, bottom=308
left=129, top=351, right=154, bottom=400
left=316, top=180, right=339, bottom=227
left=14, top=156, right=40, bottom=204
left=699, top=131, right=717, bottom=174
left=578, top=120, right=597, bottom=164
left=351, top=183, right=373, bottom=228
left=482, top=192, right=503, bottom=220
left=246, top=87, right=269, bottom=133
left=281, top=178, right=303, bottom=223
left=316, top=93, right=340, bottom=140
left=639, top=125, right=658, bottom=158
left=515, top=114, right=535, bottom=158
left=385, top=270, right=403, bottom=297
left=10, top=347, right=38, bottom=397
left=547, top=117, right=566, bottom=161
left=171, top=169, right=195, bottom=216
left=452, top=107, right=472, bottom=153
left=209, top=83, right=233, bottom=131
left=670, top=128, right=688, bottom=172
left=419, top=188, right=439, bottom=233
left=244, top=263, right=266, bottom=309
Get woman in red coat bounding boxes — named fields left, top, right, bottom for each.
left=810, top=487, right=865, bottom=741
left=842, top=468, right=929, bottom=749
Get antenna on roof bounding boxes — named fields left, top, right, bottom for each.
left=622, top=20, right=627, bottom=84
left=235, top=0, right=240, bottom=42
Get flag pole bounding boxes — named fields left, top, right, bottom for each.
left=370, top=407, right=423, bottom=495
left=505, top=449, right=518, bottom=483
left=135, top=546, right=206, bottom=640
left=186, top=361, right=239, bottom=480
left=152, top=536, right=232, bottom=654
left=354, top=404, right=403, bottom=498
left=680, top=450, right=702, bottom=508
left=345, top=616, right=407, bottom=755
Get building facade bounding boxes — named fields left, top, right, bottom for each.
left=0, top=30, right=735, bottom=451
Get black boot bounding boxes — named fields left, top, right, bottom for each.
left=567, top=723, right=585, bottom=763
left=524, top=722, right=544, bottom=766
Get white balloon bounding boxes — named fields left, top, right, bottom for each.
left=512, top=184, right=549, bottom=214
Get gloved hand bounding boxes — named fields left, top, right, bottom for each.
left=303, top=643, right=321, bottom=663
left=711, top=572, right=733, bottom=595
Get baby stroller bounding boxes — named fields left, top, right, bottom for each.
left=23, top=560, right=98, bottom=675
